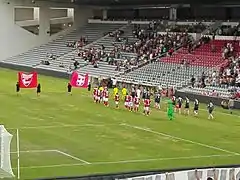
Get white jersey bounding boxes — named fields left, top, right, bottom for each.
left=136, top=89, right=141, bottom=98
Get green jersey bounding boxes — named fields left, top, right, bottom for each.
left=167, top=100, right=173, bottom=111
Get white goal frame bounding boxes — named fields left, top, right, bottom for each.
left=16, top=129, right=20, bottom=179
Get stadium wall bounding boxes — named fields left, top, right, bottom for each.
left=15, top=7, right=34, bottom=21
left=34, top=165, right=240, bottom=180
left=0, top=0, right=93, bottom=60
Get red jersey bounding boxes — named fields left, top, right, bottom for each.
left=128, top=95, right=133, bottom=102
left=134, top=97, right=140, bottom=105
left=144, top=99, right=151, bottom=107
left=115, top=95, right=120, bottom=102
left=93, top=88, right=98, bottom=96
left=103, top=90, right=109, bottom=98
left=125, top=95, right=129, bottom=102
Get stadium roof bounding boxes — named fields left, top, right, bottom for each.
left=41, top=0, right=240, bottom=6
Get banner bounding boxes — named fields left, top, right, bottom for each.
left=122, top=167, right=240, bottom=180
left=70, top=71, right=89, bottom=88
left=18, top=71, right=38, bottom=88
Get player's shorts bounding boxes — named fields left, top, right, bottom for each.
left=185, top=104, right=189, bottom=109
left=124, top=102, right=129, bottom=106
left=104, top=98, right=108, bottom=102
left=178, top=104, right=182, bottom=108
left=144, top=106, right=149, bottom=111
left=115, top=101, right=119, bottom=105
left=194, top=107, right=198, bottom=111
left=128, top=102, right=133, bottom=107
left=134, top=104, right=139, bottom=108
left=209, top=109, right=213, bottom=114
left=96, top=96, right=100, bottom=101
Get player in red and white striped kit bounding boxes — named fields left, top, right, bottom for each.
left=103, top=88, right=109, bottom=107
left=93, top=87, right=98, bottom=102
left=134, top=96, right=140, bottom=112
left=124, top=93, right=129, bottom=109
left=128, top=95, right=133, bottom=112
left=115, top=93, right=120, bottom=109
left=143, top=98, right=151, bottom=116
left=96, top=88, right=101, bottom=103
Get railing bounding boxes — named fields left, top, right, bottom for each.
left=35, top=164, right=240, bottom=180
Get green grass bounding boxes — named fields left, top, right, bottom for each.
left=0, top=68, right=239, bottom=179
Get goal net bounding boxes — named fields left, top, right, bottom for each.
left=0, top=125, right=14, bottom=178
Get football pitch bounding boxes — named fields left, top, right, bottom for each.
left=0, top=68, right=239, bottom=179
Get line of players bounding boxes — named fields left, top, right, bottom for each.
left=92, top=87, right=214, bottom=119
left=172, top=96, right=214, bottom=119
left=93, top=86, right=153, bottom=116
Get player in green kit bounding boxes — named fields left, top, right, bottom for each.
left=167, top=99, right=174, bottom=120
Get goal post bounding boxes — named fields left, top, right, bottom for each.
left=0, top=125, right=15, bottom=178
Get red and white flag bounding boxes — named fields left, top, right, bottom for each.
left=18, top=71, right=38, bottom=88
left=70, top=71, right=89, bottom=88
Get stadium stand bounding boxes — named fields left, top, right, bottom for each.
left=75, top=24, right=195, bottom=78
left=177, top=39, right=240, bottom=99
left=166, top=22, right=207, bottom=33
left=37, top=23, right=127, bottom=73
left=118, top=61, right=210, bottom=88
left=2, top=23, right=123, bottom=68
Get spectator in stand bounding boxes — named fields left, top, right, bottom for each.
left=191, top=75, right=196, bottom=87
left=67, top=36, right=87, bottom=49
left=73, top=60, right=79, bottom=69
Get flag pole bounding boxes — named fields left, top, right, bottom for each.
left=16, top=129, right=20, bottom=179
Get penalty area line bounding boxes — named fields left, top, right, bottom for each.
left=55, top=150, right=91, bottom=164
left=122, top=123, right=240, bottom=156
left=7, top=123, right=118, bottom=130
left=11, top=149, right=91, bottom=164
left=11, top=149, right=56, bottom=154
left=13, top=154, right=238, bottom=170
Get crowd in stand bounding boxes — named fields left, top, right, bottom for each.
left=66, top=36, right=88, bottom=49
left=68, top=24, right=191, bottom=71
left=189, top=40, right=240, bottom=99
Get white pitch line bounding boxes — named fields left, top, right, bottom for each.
left=122, top=123, right=240, bottom=156
left=7, top=123, right=117, bottom=130
left=55, top=150, right=91, bottom=164
left=14, top=154, right=238, bottom=170
left=11, top=149, right=56, bottom=154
